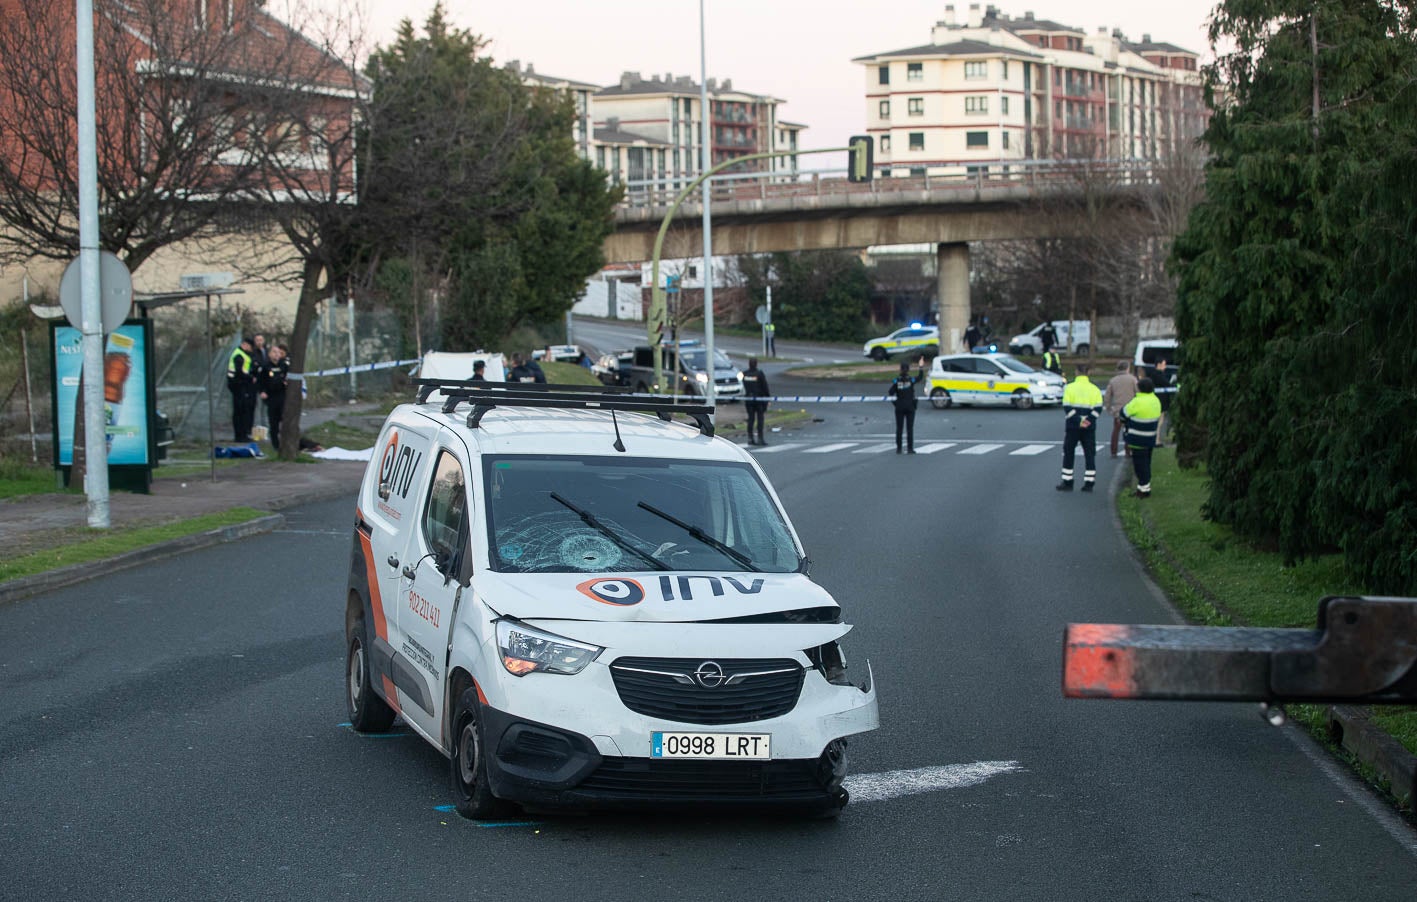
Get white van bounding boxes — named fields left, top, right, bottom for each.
left=345, top=381, right=879, bottom=819
left=1008, top=320, right=1091, bottom=355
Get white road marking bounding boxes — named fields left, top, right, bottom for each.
left=913, top=443, right=956, bottom=454
left=958, top=443, right=1004, bottom=455
left=1010, top=444, right=1054, bottom=456
left=803, top=443, right=859, bottom=454
left=748, top=443, right=801, bottom=453
left=845, top=761, right=1023, bottom=802
left=852, top=443, right=897, bottom=454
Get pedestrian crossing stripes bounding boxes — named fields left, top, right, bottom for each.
left=745, top=440, right=1058, bottom=458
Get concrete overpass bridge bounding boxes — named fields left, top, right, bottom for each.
left=603, top=158, right=1167, bottom=352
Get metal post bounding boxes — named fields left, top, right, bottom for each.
left=75, top=0, right=108, bottom=527
left=566, top=309, right=574, bottom=346
left=20, top=329, right=37, bottom=463
left=205, top=294, right=216, bottom=483
left=699, top=0, right=716, bottom=408
left=347, top=292, right=357, bottom=399
left=766, top=285, right=773, bottom=358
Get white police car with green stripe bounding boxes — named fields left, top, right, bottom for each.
left=345, top=381, right=878, bottom=819
left=926, top=352, right=1064, bottom=409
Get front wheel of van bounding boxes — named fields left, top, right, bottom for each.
left=347, top=617, right=396, bottom=733
left=451, top=688, right=510, bottom=820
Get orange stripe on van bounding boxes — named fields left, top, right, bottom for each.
left=356, top=529, right=389, bottom=643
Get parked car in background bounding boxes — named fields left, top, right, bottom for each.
left=926, top=352, right=1064, bottom=410
left=1008, top=320, right=1091, bottom=356
left=594, top=341, right=743, bottom=399
left=862, top=325, right=939, bottom=361
left=532, top=344, right=586, bottom=363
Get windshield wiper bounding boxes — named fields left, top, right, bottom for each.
left=636, top=502, right=761, bottom=572
left=549, top=492, right=668, bottom=571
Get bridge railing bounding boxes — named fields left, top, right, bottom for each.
left=616, top=157, right=1162, bottom=211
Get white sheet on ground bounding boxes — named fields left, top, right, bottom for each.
left=311, top=446, right=373, bottom=461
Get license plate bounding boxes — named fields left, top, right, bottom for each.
left=651, top=732, right=771, bottom=760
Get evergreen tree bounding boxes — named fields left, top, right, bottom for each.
left=1173, top=0, right=1417, bottom=591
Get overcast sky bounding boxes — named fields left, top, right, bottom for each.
left=311, top=1, right=1219, bottom=151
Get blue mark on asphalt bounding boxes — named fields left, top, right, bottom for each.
left=431, top=805, right=542, bottom=827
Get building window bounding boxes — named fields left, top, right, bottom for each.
left=1002, top=131, right=1010, bottom=150
left=687, top=265, right=698, bottom=279
left=880, top=135, right=891, bottom=152
left=879, top=100, right=890, bottom=119
left=878, top=65, right=890, bottom=85
left=908, top=132, right=925, bottom=151
left=965, top=96, right=988, bottom=114
left=966, top=131, right=989, bottom=148
left=907, top=62, right=923, bottom=81
left=908, top=97, right=924, bottom=116
left=1001, top=60, right=1009, bottom=79
left=1001, top=96, right=1009, bottom=115
left=964, top=61, right=987, bottom=80
left=910, top=167, right=926, bottom=177
left=596, top=146, right=605, bottom=169
left=194, top=0, right=206, bottom=28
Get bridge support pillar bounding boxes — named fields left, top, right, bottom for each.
left=936, top=242, right=971, bottom=354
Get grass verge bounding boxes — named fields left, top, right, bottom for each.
left=0, top=459, right=67, bottom=499
left=0, top=506, right=269, bottom=584
left=1117, top=449, right=1417, bottom=776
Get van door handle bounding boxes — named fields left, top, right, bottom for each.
left=387, top=555, right=399, bottom=569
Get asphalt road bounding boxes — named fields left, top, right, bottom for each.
left=3, top=396, right=1416, bottom=901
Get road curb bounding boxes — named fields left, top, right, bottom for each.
left=0, top=513, right=285, bottom=606
left=1328, top=706, right=1417, bottom=810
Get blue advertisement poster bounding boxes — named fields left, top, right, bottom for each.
left=53, top=323, right=150, bottom=466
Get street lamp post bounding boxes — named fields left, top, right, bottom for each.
left=699, top=0, right=716, bottom=408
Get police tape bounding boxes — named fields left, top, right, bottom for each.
left=288, top=358, right=423, bottom=381
left=731, top=386, right=1177, bottom=404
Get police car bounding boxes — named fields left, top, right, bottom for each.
left=346, top=381, right=878, bottom=818
left=926, top=352, right=1064, bottom=409
left=862, top=325, right=939, bottom=361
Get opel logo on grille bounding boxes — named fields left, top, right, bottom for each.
left=694, top=661, right=726, bottom=688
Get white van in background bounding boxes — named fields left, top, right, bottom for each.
left=1008, top=320, right=1091, bottom=355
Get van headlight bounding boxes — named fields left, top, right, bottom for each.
left=806, top=640, right=852, bottom=686
left=496, top=620, right=603, bottom=676
left=695, top=372, right=709, bottom=383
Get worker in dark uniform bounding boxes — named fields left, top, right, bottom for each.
left=1039, top=322, right=1058, bottom=354
left=1122, top=378, right=1163, bottom=498
left=226, top=336, right=258, bottom=441
left=471, top=360, right=486, bottom=381
left=888, top=357, right=925, bottom=454
left=1056, top=363, right=1104, bottom=492
left=741, top=357, right=770, bottom=446
left=259, top=344, right=290, bottom=452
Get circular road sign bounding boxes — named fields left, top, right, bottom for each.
left=755, top=305, right=771, bottom=325
left=59, top=250, right=133, bottom=333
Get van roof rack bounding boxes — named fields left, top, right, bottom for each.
left=412, top=378, right=715, bottom=437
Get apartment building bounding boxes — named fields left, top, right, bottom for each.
left=853, top=4, right=1206, bottom=173
left=505, top=61, right=598, bottom=160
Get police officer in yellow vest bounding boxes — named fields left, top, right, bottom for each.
left=227, top=336, right=259, bottom=442
left=1057, top=363, right=1104, bottom=492
left=1042, top=349, right=1063, bottom=377
left=1122, top=377, right=1163, bottom=498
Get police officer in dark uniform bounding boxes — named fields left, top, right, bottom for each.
left=741, top=357, right=770, bottom=446
left=259, top=344, right=290, bottom=452
left=888, top=357, right=925, bottom=454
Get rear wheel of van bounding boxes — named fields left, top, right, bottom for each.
left=451, top=688, right=510, bottom=820
left=347, top=617, right=396, bottom=733
left=930, top=388, right=951, bottom=409
left=1075, top=343, right=1089, bottom=355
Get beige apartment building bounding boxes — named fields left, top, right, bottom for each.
left=854, top=4, right=1206, bottom=174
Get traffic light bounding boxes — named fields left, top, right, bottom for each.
left=847, top=135, right=874, bottom=184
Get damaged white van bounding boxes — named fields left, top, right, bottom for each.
left=345, top=381, right=879, bottom=818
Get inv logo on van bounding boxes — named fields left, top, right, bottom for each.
left=378, top=430, right=423, bottom=501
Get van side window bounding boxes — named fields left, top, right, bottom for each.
left=423, top=450, right=469, bottom=570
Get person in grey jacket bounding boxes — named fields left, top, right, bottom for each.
left=1103, top=360, right=1138, bottom=458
